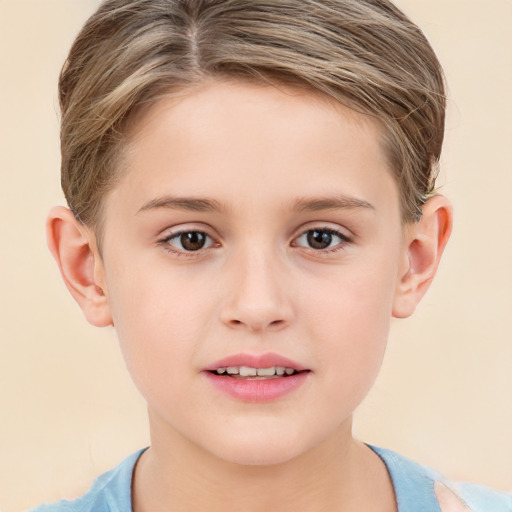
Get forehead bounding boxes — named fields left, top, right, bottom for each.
left=108, top=80, right=399, bottom=221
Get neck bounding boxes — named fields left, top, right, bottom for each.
left=132, top=417, right=396, bottom=512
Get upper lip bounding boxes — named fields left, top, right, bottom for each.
left=204, top=352, right=309, bottom=372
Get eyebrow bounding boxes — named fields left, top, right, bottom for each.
left=137, top=196, right=225, bottom=214
left=292, top=196, right=375, bottom=213
left=137, top=194, right=375, bottom=215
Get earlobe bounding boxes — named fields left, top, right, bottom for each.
left=392, top=195, right=453, bottom=318
left=46, top=206, right=113, bottom=327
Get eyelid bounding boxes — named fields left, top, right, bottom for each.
left=156, top=222, right=353, bottom=257
left=293, top=221, right=353, bottom=241
left=291, top=224, right=353, bottom=252
left=158, top=222, right=217, bottom=240
left=158, top=224, right=220, bottom=256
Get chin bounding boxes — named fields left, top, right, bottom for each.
left=204, top=425, right=313, bottom=467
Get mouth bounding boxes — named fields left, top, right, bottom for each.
left=208, top=366, right=306, bottom=380
left=203, top=353, right=311, bottom=402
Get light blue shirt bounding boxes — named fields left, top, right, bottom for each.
left=30, top=446, right=512, bottom=512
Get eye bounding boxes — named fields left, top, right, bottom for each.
left=294, top=228, right=349, bottom=251
left=162, top=230, right=215, bottom=252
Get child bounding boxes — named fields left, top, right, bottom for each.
left=31, top=0, right=511, bottom=511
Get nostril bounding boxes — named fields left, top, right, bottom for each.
left=226, top=318, right=286, bottom=331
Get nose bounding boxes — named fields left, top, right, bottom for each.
left=219, top=248, right=293, bottom=333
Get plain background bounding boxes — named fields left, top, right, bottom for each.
left=0, top=1, right=511, bottom=510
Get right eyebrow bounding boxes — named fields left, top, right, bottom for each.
left=136, top=196, right=226, bottom=215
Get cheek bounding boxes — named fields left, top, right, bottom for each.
left=304, top=251, right=398, bottom=339
left=302, top=254, right=399, bottom=398
left=104, top=263, right=215, bottom=394
left=108, top=256, right=213, bottom=331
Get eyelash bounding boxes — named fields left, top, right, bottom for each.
left=292, top=227, right=351, bottom=254
left=158, top=226, right=352, bottom=257
left=159, top=230, right=216, bottom=258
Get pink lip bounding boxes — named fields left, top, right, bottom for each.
left=202, top=352, right=311, bottom=403
left=205, top=352, right=309, bottom=372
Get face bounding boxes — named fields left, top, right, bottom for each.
left=96, top=81, right=408, bottom=465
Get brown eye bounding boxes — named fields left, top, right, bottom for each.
left=163, top=230, right=214, bottom=252
left=307, top=230, right=333, bottom=249
left=179, top=231, right=207, bottom=251
left=294, top=228, right=349, bottom=251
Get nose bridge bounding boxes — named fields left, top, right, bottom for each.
left=220, top=241, right=292, bottom=332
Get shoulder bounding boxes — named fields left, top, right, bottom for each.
left=28, top=449, right=146, bottom=512
left=370, top=445, right=512, bottom=512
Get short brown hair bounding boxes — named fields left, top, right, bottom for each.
left=59, top=0, right=446, bottom=228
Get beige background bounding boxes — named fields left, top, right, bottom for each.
left=1, top=1, right=511, bottom=510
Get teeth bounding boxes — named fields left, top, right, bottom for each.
left=257, top=367, right=276, bottom=376
left=239, top=366, right=257, bottom=377
left=215, top=366, right=296, bottom=377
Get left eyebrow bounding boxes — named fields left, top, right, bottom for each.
left=292, top=195, right=375, bottom=213
left=136, top=196, right=226, bottom=214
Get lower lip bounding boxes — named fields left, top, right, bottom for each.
left=203, top=371, right=309, bottom=402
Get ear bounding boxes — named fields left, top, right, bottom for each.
left=46, top=206, right=113, bottom=327
left=392, top=195, right=453, bottom=318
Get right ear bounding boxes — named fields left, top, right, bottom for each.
left=46, top=206, right=113, bottom=327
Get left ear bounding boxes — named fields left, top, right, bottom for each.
left=392, top=195, right=453, bottom=318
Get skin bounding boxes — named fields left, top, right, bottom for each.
left=48, top=81, right=453, bottom=511
left=435, top=482, right=472, bottom=512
